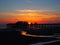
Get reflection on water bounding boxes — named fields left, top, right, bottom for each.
left=21, top=31, right=27, bottom=35
left=21, top=31, right=60, bottom=45
left=31, top=39, right=60, bottom=45
left=21, top=31, right=54, bottom=38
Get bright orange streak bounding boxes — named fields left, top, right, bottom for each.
left=0, top=11, right=60, bottom=24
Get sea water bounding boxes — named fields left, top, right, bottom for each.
left=0, top=24, right=7, bottom=29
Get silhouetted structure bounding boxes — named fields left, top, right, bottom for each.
left=7, top=21, right=60, bottom=35
left=7, top=23, right=16, bottom=29
left=7, top=21, right=29, bottom=30
left=0, top=22, right=60, bottom=45
left=16, top=21, right=28, bottom=29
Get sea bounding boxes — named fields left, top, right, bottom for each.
left=0, top=24, right=7, bottom=29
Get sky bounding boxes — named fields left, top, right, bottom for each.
left=0, top=0, right=60, bottom=24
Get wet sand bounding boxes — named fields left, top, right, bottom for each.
left=0, top=30, right=58, bottom=45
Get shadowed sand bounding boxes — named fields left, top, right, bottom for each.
left=0, top=30, right=58, bottom=45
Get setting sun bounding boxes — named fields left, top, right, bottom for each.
left=28, top=22, right=31, bottom=24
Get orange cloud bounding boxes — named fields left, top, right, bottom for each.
left=16, top=9, right=54, bottom=13
left=0, top=10, right=60, bottom=24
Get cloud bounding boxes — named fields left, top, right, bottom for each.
left=0, top=11, right=60, bottom=24
left=16, top=9, right=60, bottom=21
left=0, top=12, right=20, bottom=21
left=16, top=9, right=54, bottom=14
left=0, top=12, right=17, bottom=18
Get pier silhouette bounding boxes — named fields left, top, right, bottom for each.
left=0, top=21, right=60, bottom=45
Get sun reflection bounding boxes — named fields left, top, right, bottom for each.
left=21, top=31, right=27, bottom=35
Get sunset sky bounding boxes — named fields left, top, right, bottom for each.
left=0, top=0, right=60, bottom=24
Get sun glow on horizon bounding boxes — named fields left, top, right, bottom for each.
left=0, top=0, right=60, bottom=24
left=28, top=22, right=31, bottom=24
left=0, top=9, right=60, bottom=24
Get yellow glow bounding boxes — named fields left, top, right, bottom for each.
left=28, top=22, right=31, bottom=24
left=0, top=10, right=60, bottom=24
left=21, top=31, right=27, bottom=35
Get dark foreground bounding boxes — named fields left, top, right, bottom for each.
left=44, top=41, right=60, bottom=45
left=0, top=31, right=60, bottom=45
